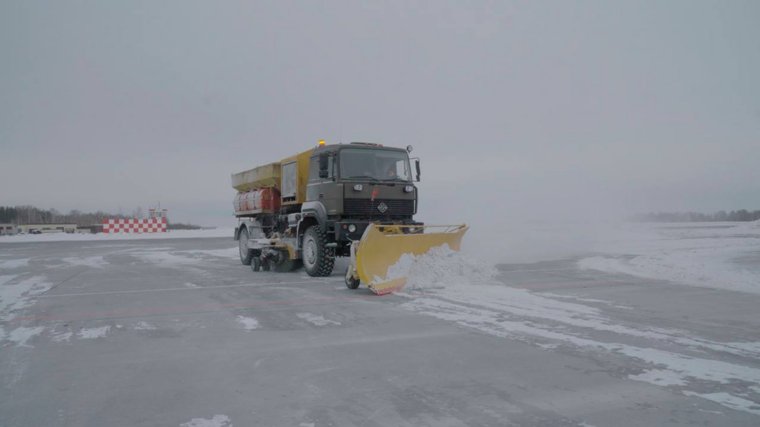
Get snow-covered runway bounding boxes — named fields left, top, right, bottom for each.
left=1, top=224, right=759, bottom=426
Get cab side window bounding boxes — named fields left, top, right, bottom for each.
left=308, top=155, right=334, bottom=182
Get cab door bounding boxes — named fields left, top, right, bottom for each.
left=305, top=153, right=343, bottom=216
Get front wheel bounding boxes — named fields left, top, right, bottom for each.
left=302, top=226, right=335, bottom=277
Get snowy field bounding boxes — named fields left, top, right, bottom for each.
left=1, top=222, right=759, bottom=426
left=0, top=227, right=234, bottom=243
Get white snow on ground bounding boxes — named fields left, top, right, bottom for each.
left=0, top=275, right=52, bottom=346
left=0, top=275, right=52, bottom=321
left=180, top=248, right=238, bottom=258
left=0, top=274, right=19, bottom=312
left=236, top=315, right=259, bottom=330
left=0, top=228, right=233, bottom=244
left=7, top=326, right=44, bottom=347
left=130, top=247, right=240, bottom=269
left=51, top=331, right=73, bottom=342
left=184, top=282, right=201, bottom=288
left=78, top=326, right=110, bottom=339
left=683, top=392, right=760, bottom=416
left=132, top=251, right=200, bottom=267
left=180, top=414, right=232, bottom=427
left=134, top=321, right=157, bottom=331
left=296, top=312, right=341, bottom=326
left=396, top=246, right=760, bottom=416
left=61, top=256, right=108, bottom=269
left=628, top=368, right=688, bottom=387
left=577, top=222, right=760, bottom=294
left=0, top=259, right=30, bottom=269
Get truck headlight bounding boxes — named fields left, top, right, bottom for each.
left=348, top=224, right=357, bottom=233
left=404, top=185, right=414, bottom=193
left=353, top=184, right=363, bottom=191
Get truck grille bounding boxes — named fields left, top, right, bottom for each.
left=343, top=198, right=415, bottom=218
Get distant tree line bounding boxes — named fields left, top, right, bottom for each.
left=0, top=205, right=131, bottom=226
left=633, top=210, right=760, bottom=222
left=0, top=205, right=201, bottom=229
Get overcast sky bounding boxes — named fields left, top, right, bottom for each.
left=1, top=1, right=758, bottom=227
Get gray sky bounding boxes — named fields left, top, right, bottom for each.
left=1, top=1, right=758, bottom=227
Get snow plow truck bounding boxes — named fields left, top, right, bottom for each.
left=232, top=141, right=468, bottom=295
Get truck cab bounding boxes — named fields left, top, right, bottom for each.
left=303, top=143, right=420, bottom=257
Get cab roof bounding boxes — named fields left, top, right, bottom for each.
left=312, top=142, right=406, bottom=155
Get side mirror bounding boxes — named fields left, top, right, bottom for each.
left=318, top=153, right=329, bottom=178
left=415, top=159, right=421, bottom=182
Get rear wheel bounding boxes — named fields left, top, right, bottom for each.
left=302, top=226, right=335, bottom=277
left=238, top=227, right=253, bottom=265
left=251, top=256, right=261, bottom=272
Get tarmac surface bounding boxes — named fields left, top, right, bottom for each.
left=1, top=237, right=759, bottom=426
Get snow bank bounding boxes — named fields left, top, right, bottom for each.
left=0, top=228, right=233, bottom=244
left=578, top=222, right=760, bottom=294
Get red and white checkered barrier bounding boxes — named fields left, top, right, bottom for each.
left=102, top=218, right=167, bottom=233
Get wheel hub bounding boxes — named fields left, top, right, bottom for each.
left=304, top=238, right=316, bottom=265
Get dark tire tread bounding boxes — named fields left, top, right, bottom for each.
left=303, top=226, right=335, bottom=277
left=239, top=227, right=254, bottom=266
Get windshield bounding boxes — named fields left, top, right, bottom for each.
left=339, top=148, right=412, bottom=181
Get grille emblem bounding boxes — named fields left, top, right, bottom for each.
left=377, top=202, right=388, bottom=213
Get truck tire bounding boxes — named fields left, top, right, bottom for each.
left=302, top=225, right=335, bottom=277
left=238, top=227, right=254, bottom=265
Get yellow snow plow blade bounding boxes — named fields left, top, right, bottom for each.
left=350, top=224, right=468, bottom=295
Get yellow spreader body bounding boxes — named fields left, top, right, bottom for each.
left=347, top=224, right=469, bottom=295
